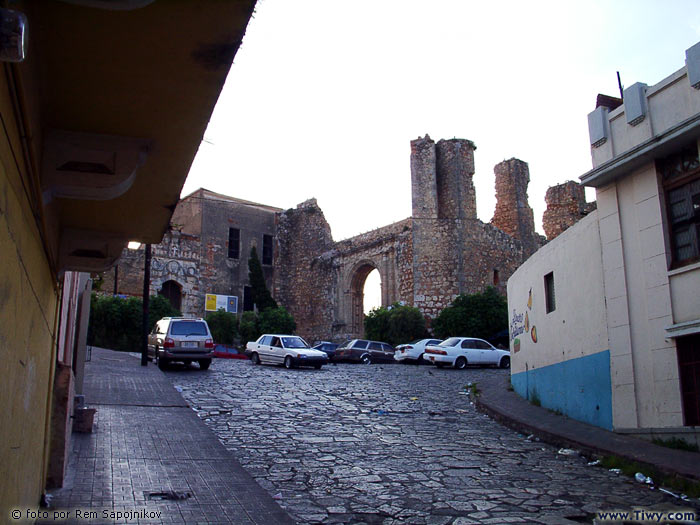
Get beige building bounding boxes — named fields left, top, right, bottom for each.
left=0, top=2, right=254, bottom=515
left=508, top=42, right=700, bottom=444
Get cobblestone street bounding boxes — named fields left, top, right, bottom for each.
left=166, top=360, right=697, bottom=524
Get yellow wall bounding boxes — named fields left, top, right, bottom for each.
left=0, top=71, right=58, bottom=516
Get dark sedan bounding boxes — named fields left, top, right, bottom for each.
left=312, top=341, right=339, bottom=360
left=333, top=339, right=396, bottom=364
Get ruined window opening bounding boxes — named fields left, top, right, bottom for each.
left=544, top=272, right=555, bottom=313
left=228, top=228, right=240, bottom=259
left=243, top=286, right=254, bottom=311
left=493, top=269, right=500, bottom=286
left=659, top=146, right=700, bottom=268
left=262, top=234, right=273, bottom=265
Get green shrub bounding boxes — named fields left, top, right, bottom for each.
left=239, top=311, right=260, bottom=345
left=364, top=303, right=427, bottom=346
left=149, top=294, right=181, bottom=330
left=432, top=286, right=507, bottom=340
left=205, top=309, right=238, bottom=345
left=87, top=293, right=180, bottom=352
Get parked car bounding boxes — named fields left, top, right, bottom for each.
left=246, top=334, right=328, bottom=369
left=312, top=341, right=339, bottom=360
left=148, top=317, right=215, bottom=370
left=423, top=337, right=510, bottom=369
left=333, top=339, right=396, bottom=364
left=394, top=338, right=443, bottom=364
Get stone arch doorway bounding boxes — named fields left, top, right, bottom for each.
left=159, top=280, right=182, bottom=312
left=348, top=262, right=382, bottom=337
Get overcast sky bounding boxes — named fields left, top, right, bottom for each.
left=183, top=0, right=700, bottom=310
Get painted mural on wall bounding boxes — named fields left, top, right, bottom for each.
left=511, top=287, right=538, bottom=353
left=151, top=258, right=198, bottom=278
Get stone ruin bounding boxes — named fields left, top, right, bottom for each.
left=275, top=135, right=591, bottom=343
left=102, top=136, right=594, bottom=344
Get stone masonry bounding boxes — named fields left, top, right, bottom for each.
left=106, top=137, right=593, bottom=344
left=276, top=135, right=544, bottom=342
left=542, top=180, right=597, bottom=240
left=491, top=158, right=545, bottom=256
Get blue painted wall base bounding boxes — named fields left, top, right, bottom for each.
left=511, top=350, right=613, bottom=430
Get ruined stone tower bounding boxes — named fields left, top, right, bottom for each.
left=410, top=135, right=438, bottom=218
left=410, top=135, right=477, bottom=220
left=542, top=181, right=597, bottom=240
left=491, top=159, right=540, bottom=257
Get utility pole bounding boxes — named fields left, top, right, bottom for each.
left=141, top=244, right=151, bottom=367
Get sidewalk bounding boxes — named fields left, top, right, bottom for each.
left=475, top=373, right=700, bottom=483
left=42, top=348, right=294, bottom=525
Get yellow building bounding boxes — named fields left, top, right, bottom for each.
left=0, top=1, right=255, bottom=515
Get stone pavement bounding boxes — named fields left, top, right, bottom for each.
left=168, top=359, right=700, bottom=524
left=40, top=348, right=294, bottom=525
left=475, top=373, right=700, bottom=482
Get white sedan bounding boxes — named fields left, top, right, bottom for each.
left=394, top=338, right=443, bottom=363
left=423, top=337, right=510, bottom=369
left=246, top=334, right=328, bottom=369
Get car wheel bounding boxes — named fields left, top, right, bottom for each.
left=417, top=354, right=425, bottom=365
left=360, top=354, right=371, bottom=365
left=284, top=356, right=294, bottom=369
left=251, top=353, right=260, bottom=365
left=157, top=356, right=169, bottom=371
left=500, top=356, right=511, bottom=369
left=198, top=359, right=211, bottom=370
left=454, top=356, right=468, bottom=370
left=314, top=364, right=322, bottom=370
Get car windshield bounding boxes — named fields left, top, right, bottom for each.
left=170, top=321, right=208, bottom=336
left=441, top=337, right=462, bottom=347
left=282, top=336, right=309, bottom=349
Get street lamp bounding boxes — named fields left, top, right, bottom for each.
left=141, top=244, right=151, bottom=366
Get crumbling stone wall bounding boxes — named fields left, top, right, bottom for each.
left=275, top=199, right=337, bottom=342
left=101, top=231, right=203, bottom=314
left=331, top=219, right=413, bottom=340
left=490, top=158, right=544, bottom=257
left=542, top=181, right=597, bottom=240
left=102, top=190, right=280, bottom=317
left=277, top=135, right=545, bottom=340
left=106, top=137, right=568, bottom=343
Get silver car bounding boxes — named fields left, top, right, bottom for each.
left=148, top=317, right=214, bottom=370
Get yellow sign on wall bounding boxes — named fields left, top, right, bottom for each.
left=205, top=293, right=238, bottom=313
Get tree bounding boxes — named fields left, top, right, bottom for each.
left=258, top=306, right=296, bottom=335
left=248, top=246, right=277, bottom=311
left=205, top=309, right=238, bottom=345
left=431, top=287, right=507, bottom=340
left=364, top=303, right=427, bottom=346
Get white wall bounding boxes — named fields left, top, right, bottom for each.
left=601, top=163, right=683, bottom=429
left=508, top=211, right=608, bottom=373
left=508, top=212, right=614, bottom=428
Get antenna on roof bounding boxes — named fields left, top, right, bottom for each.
left=617, top=71, right=624, bottom=100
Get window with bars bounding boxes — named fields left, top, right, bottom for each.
left=262, top=234, right=273, bottom=265
left=228, top=228, right=240, bottom=259
left=659, top=146, right=700, bottom=267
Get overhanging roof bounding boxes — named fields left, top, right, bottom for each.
left=18, top=1, right=256, bottom=272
